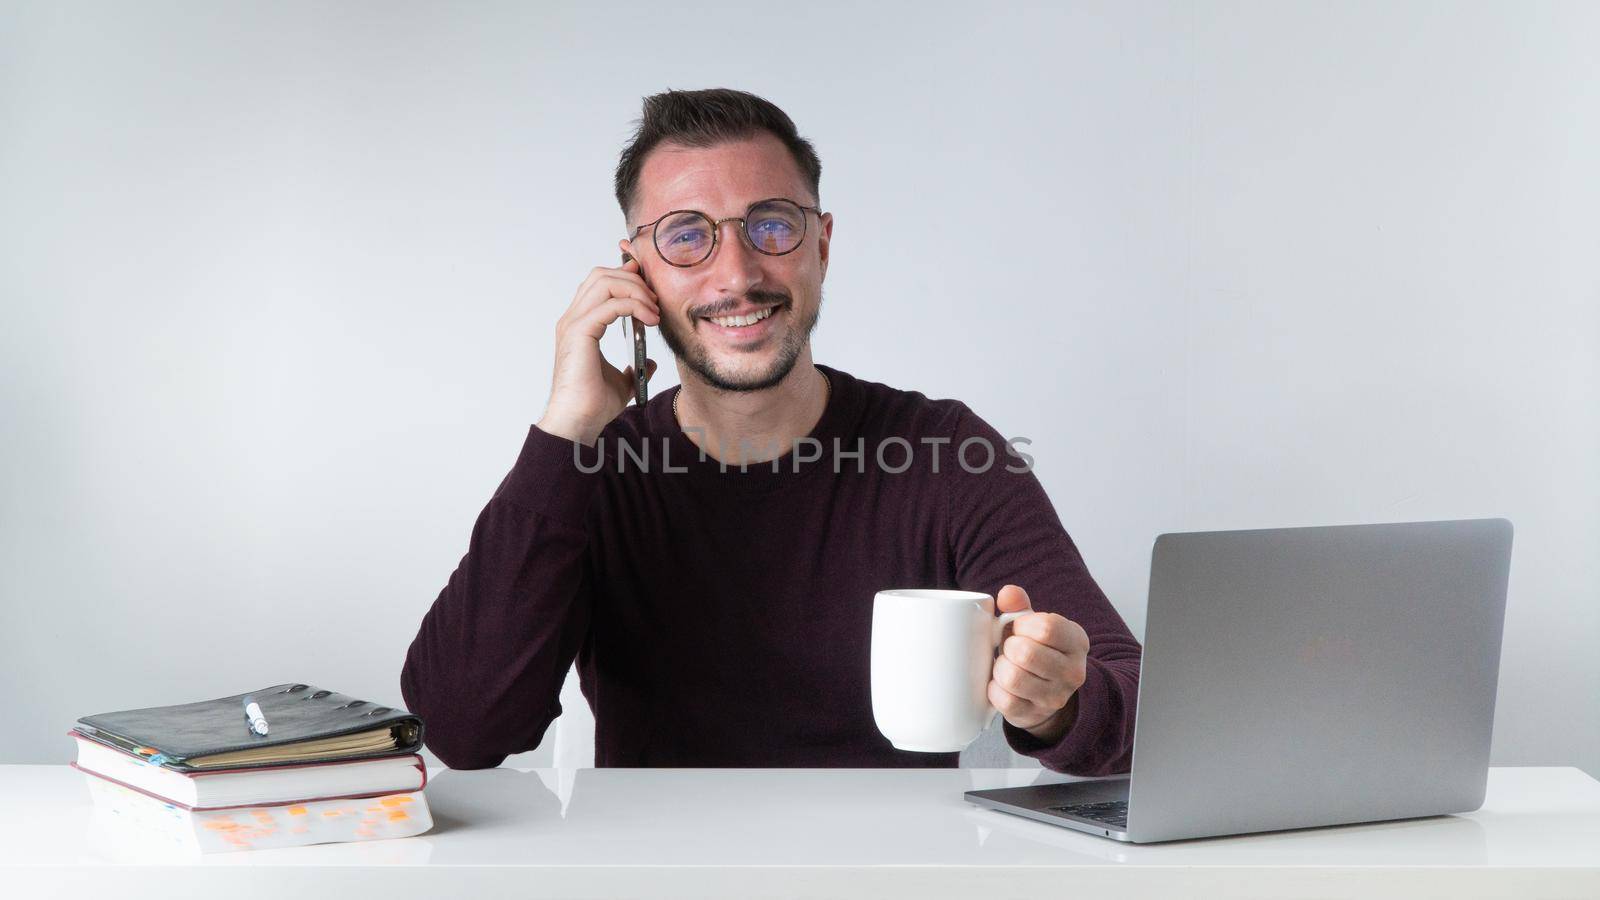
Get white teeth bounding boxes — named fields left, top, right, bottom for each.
left=708, top=307, right=775, bottom=328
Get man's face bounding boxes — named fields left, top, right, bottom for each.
left=621, top=133, right=832, bottom=393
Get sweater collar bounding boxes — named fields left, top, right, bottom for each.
left=647, top=363, right=863, bottom=490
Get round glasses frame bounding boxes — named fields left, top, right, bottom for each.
left=627, top=197, right=824, bottom=268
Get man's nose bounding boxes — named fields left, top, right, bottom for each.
left=702, top=219, right=764, bottom=293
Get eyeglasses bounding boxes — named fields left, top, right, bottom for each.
left=627, top=197, right=823, bottom=267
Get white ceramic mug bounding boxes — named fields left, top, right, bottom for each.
left=870, top=588, right=1027, bottom=752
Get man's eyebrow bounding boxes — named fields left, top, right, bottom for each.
left=641, top=203, right=699, bottom=220
left=658, top=197, right=790, bottom=216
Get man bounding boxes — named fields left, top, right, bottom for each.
left=401, top=88, right=1141, bottom=774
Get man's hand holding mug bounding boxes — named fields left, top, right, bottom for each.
left=988, top=584, right=1090, bottom=745
left=870, top=585, right=1089, bottom=752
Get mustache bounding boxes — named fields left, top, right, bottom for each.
left=690, top=289, right=791, bottom=318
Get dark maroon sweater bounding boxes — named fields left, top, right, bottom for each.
left=401, top=364, right=1141, bottom=774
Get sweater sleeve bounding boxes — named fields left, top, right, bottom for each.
left=943, top=403, right=1142, bottom=775
left=400, top=424, right=604, bottom=770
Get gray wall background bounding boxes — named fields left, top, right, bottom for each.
left=2, top=1, right=1595, bottom=778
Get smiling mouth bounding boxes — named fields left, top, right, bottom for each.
left=703, top=306, right=778, bottom=329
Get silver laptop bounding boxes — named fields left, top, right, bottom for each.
left=965, top=517, right=1513, bottom=843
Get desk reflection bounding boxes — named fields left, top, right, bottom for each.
left=425, top=767, right=1034, bottom=865
left=420, top=766, right=1490, bottom=868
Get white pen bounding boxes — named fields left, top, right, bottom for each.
left=243, top=697, right=269, bottom=736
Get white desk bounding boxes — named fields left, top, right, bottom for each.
left=3, top=765, right=1597, bottom=899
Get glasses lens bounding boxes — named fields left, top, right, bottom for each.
left=657, top=211, right=714, bottom=265
left=746, top=200, right=806, bottom=255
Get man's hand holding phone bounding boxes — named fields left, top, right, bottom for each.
left=536, top=257, right=660, bottom=446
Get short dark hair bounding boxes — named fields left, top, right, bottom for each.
left=614, top=88, right=823, bottom=226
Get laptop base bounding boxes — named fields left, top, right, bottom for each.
left=965, top=778, right=1134, bottom=842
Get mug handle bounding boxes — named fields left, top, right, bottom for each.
left=984, top=610, right=1030, bottom=724
left=992, top=610, right=1028, bottom=657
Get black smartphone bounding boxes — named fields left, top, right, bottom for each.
left=621, top=251, right=647, bottom=406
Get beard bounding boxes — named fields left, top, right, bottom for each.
left=657, top=286, right=823, bottom=392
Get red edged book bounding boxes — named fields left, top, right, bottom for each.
left=70, top=732, right=427, bottom=810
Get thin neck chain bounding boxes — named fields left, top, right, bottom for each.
left=673, top=369, right=831, bottom=428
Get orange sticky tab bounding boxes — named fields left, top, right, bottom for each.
left=287, top=806, right=308, bottom=816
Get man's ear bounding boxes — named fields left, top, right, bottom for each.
left=817, top=212, right=832, bottom=279
left=620, top=239, right=652, bottom=289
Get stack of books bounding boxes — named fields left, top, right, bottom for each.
left=71, top=683, right=432, bottom=854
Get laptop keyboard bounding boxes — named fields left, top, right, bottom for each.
left=1048, top=800, right=1128, bottom=829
